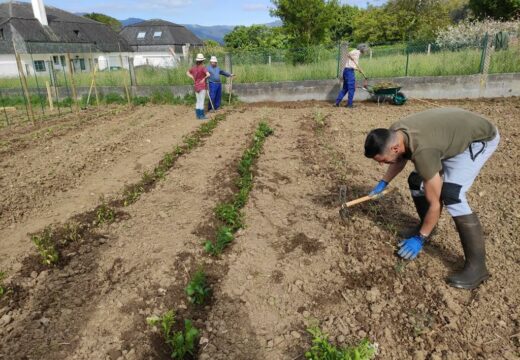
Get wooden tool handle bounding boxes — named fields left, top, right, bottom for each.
left=345, top=188, right=394, bottom=207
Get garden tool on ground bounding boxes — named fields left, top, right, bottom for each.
left=338, top=185, right=395, bottom=220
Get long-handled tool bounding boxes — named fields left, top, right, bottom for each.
left=338, top=185, right=395, bottom=220
left=206, top=81, right=215, bottom=111
left=228, top=76, right=233, bottom=104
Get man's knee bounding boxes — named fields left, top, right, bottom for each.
left=442, top=182, right=472, bottom=216
left=408, top=172, right=424, bottom=197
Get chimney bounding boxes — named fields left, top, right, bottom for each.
left=31, top=0, right=48, bottom=26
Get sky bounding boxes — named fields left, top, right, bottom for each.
left=38, top=0, right=384, bottom=26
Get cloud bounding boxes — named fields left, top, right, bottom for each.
left=242, top=3, right=268, bottom=12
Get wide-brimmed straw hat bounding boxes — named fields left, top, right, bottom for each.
left=195, top=53, right=205, bottom=61
left=210, top=56, right=218, bottom=63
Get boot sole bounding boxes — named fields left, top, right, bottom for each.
left=447, top=274, right=490, bottom=290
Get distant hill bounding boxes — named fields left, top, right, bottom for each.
left=119, top=18, right=282, bottom=44
left=121, top=18, right=145, bottom=27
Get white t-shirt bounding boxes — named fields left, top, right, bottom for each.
left=345, top=49, right=360, bottom=69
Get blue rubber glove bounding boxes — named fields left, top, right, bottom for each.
left=369, top=180, right=388, bottom=196
left=397, top=234, right=426, bottom=260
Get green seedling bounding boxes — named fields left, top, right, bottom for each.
left=96, top=203, right=115, bottom=225
left=214, top=203, right=243, bottom=230
left=62, top=221, right=82, bottom=244
left=305, top=326, right=376, bottom=360
left=31, top=226, right=59, bottom=265
left=0, top=271, right=6, bottom=297
left=141, top=171, right=155, bottom=186
left=205, top=226, right=234, bottom=256
left=123, top=184, right=145, bottom=206
left=147, top=310, right=199, bottom=359
left=314, top=109, right=326, bottom=129
left=185, top=269, right=211, bottom=305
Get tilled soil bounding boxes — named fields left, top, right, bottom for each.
left=1, top=98, right=519, bottom=360
left=0, top=105, right=200, bottom=271
left=201, top=98, right=520, bottom=359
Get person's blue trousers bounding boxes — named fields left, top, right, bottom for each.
left=335, top=68, right=356, bottom=107
left=208, top=82, right=222, bottom=110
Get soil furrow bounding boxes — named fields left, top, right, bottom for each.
left=200, top=99, right=519, bottom=359
left=0, top=105, right=200, bottom=271
left=0, top=109, right=260, bottom=359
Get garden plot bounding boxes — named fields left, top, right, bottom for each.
left=0, top=105, right=201, bottom=271
left=0, top=98, right=519, bottom=360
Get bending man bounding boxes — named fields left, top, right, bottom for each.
left=364, top=108, right=500, bottom=289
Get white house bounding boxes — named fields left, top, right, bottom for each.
left=0, top=0, right=132, bottom=78
left=119, top=19, right=203, bottom=68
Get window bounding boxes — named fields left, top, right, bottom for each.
left=73, top=30, right=79, bottom=37
left=34, top=60, right=46, bottom=72
left=153, top=31, right=162, bottom=38
left=79, top=59, right=86, bottom=71
left=0, top=28, right=4, bottom=40
left=137, top=31, right=146, bottom=39
left=60, top=55, right=66, bottom=66
left=53, top=55, right=60, bottom=65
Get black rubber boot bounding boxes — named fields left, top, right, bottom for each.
left=447, top=213, right=489, bottom=289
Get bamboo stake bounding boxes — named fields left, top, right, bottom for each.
left=89, top=46, right=100, bottom=106
left=45, top=81, right=54, bottom=111
left=14, top=53, right=35, bottom=123
left=118, top=43, right=132, bottom=107
left=65, top=53, right=79, bottom=113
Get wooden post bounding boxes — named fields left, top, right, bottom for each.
left=14, top=53, right=35, bottom=123
left=427, top=44, right=431, bottom=55
left=268, top=55, right=271, bottom=66
left=128, top=57, right=137, bottom=86
left=45, top=81, right=54, bottom=111
left=65, top=53, right=79, bottom=112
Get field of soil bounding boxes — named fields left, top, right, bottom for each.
left=0, top=98, right=519, bottom=360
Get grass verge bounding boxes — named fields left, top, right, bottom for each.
left=204, top=122, right=273, bottom=256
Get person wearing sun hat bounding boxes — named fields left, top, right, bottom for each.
left=206, top=56, right=234, bottom=111
left=186, top=53, right=210, bottom=119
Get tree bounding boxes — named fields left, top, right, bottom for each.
left=224, top=25, right=287, bottom=50
left=83, top=13, right=122, bottom=32
left=469, top=0, right=520, bottom=20
left=270, top=0, right=338, bottom=47
left=329, top=4, right=360, bottom=42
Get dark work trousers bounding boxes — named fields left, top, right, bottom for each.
left=335, top=68, right=356, bottom=107
left=208, top=82, right=222, bottom=110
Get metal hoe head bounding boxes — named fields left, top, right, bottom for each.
left=339, top=185, right=349, bottom=221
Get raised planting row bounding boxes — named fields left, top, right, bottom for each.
left=23, top=113, right=228, bottom=269
left=205, top=122, right=274, bottom=255
left=148, top=122, right=274, bottom=358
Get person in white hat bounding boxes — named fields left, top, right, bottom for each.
left=206, top=55, right=234, bottom=111
left=186, top=53, right=210, bottom=119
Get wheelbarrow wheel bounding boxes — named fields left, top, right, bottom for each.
left=392, top=91, right=407, bottom=106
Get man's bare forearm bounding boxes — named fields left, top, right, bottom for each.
left=382, top=159, right=407, bottom=183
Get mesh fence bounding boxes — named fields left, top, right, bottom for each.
left=0, top=35, right=519, bottom=127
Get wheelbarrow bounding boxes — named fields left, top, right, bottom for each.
left=363, top=85, right=407, bottom=106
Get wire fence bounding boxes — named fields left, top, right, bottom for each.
left=0, top=34, right=519, bottom=127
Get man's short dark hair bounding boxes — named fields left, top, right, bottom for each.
left=364, top=128, right=391, bottom=158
